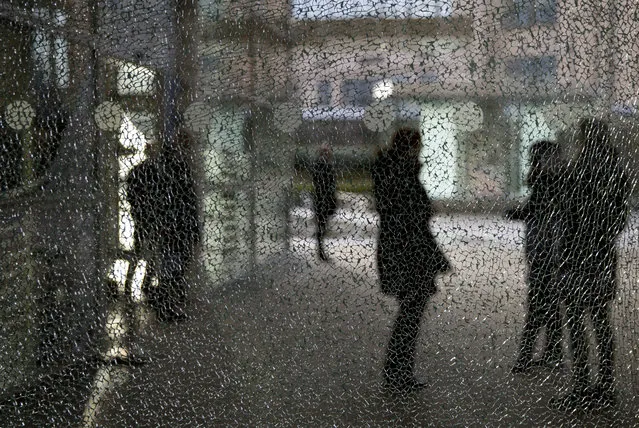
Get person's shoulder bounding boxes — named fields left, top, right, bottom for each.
left=375, top=148, right=395, bottom=166
left=312, top=158, right=327, bottom=169
left=127, top=161, right=145, bottom=180
left=372, top=151, right=391, bottom=176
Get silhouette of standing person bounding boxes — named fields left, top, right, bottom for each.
left=127, top=126, right=200, bottom=322
left=553, top=118, right=629, bottom=410
left=311, top=143, right=337, bottom=261
left=508, top=140, right=564, bottom=373
left=372, top=127, right=450, bottom=393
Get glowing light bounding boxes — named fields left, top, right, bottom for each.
left=5, top=101, right=35, bottom=130
left=420, top=102, right=459, bottom=199
left=130, top=260, right=147, bottom=302
left=118, top=195, right=135, bottom=252
left=372, top=80, right=394, bottom=100
left=117, top=62, right=156, bottom=95
left=94, top=101, right=124, bottom=131
left=107, top=259, right=130, bottom=295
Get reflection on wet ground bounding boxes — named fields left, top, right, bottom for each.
left=3, top=194, right=639, bottom=425
left=0, top=360, right=100, bottom=427
left=0, top=295, right=149, bottom=427
left=82, top=364, right=130, bottom=426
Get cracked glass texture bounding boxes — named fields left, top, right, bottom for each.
left=0, top=0, right=637, bottom=426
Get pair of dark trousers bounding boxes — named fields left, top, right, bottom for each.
left=566, top=299, right=614, bottom=393
left=315, top=212, right=330, bottom=259
left=316, top=211, right=329, bottom=240
left=384, top=285, right=430, bottom=382
left=517, top=265, right=563, bottom=364
left=154, top=246, right=192, bottom=315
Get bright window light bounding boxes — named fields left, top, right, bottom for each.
left=292, top=0, right=453, bottom=20
left=117, top=62, right=156, bottom=95
left=372, top=80, right=394, bottom=100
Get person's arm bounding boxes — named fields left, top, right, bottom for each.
left=505, top=204, right=526, bottom=221
left=611, top=168, right=631, bottom=236
left=416, top=182, right=434, bottom=219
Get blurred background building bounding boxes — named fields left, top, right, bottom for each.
left=288, top=0, right=639, bottom=205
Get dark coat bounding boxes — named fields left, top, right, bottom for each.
left=372, top=149, right=450, bottom=299
left=558, top=144, right=629, bottom=305
left=127, top=158, right=162, bottom=252
left=506, top=165, right=562, bottom=269
left=126, top=149, right=200, bottom=257
left=311, top=157, right=337, bottom=219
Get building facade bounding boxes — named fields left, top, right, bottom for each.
left=287, top=0, right=639, bottom=203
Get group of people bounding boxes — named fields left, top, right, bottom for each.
left=508, top=118, right=629, bottom=410
left=312, top=120, right=629, bottom=410
left=130, top=114, right=629, bottom=409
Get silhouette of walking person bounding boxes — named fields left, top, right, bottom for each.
left=127, top=126, right=200, bottom=322
left=372, top=127, right=450, bottom=393
left=508, top=140, right=564, bottom=373
left=552, top=118, right=629, bottom=410
left=311, top=143, right=337, bottom=261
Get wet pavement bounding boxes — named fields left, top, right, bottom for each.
left=6, top=193, right=639, bottom=426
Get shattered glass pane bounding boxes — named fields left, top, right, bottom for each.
left=0, top=0, right=637, bottom=426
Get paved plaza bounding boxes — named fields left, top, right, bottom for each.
left=6, top=193, right=639, bottom=426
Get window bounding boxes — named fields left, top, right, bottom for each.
left=117, top=62, right=157, bottom=95
left=342, top=79, right=373, bottom=107
left=317, top=81, right=331, bottom=106
left=32, top=10, right=69, bottom=88
left=505, top=56, right=557, bottom=87
left=292, top=0, right=453, bottom=20
left=506, top=0, right=557, bottom=27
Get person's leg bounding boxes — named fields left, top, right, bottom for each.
left=514, top=257, right=549, bottom=372
left=384, top=284, right=429, bottom=390
left=156, top=245, right=188, bottom=321
left=316, top=211, right=328, bottom=260
left=532, top=262, right=564, bottom=366
left=140, top=237, right=161, bottom=305
left=141, top=255, right=157, bottom=302
left=551, top=298, right=591, bottom=409
left=565, top=300, right=590, bottom=395
left=542, top=294, right=564, bottom=367
left=513, top=286, right=544, bottom=372
left=154, top=249, right=171, bottom=319
left=591, top=300, right=615, bottom=402
left=172, top=249, right=192, bottom=310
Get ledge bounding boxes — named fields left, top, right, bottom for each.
left=289, top=16, right=473, bottom=43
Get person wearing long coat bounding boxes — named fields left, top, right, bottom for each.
left=127, top=129, right=200, bottom=322
left=372, top=127, right=450, bottom=393
left=553, top=118, right=629, bottom=410
left=508, top=140, right=564, bottom=373
left=311, top=143, right=337, bottom=261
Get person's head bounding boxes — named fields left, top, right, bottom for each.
left=579, top=117, right=609, bottom=147
left=161, top=110, right=194, bottom=156
left=390, top=127, right=421, bottom=159
left=143, top=141, right=159, bottom=158
left=530, top=140, right=560, bottom=166
left=318, top=142, right=333, bottom=161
